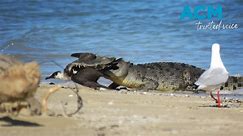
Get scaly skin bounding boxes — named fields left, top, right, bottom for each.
left=104, top=59, right=243, bottom=91
left=104, top=59, right=203, bottom=91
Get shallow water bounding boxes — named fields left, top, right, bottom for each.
left=1, top=0, right=242, bottom=77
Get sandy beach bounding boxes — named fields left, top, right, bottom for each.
left=0, top=84, right=243, bottom=136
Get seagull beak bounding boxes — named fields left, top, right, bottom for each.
left=45, top=74, right=55, bottom=80
left=45, top=76, right=51, bottom=80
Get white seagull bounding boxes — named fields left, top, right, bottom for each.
left=195, top=43, right=229, bottom=107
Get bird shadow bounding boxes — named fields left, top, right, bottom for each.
left=0, top=116, right=42, bottom=127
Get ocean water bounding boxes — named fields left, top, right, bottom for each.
left=1, top=0, right=243, bottom=78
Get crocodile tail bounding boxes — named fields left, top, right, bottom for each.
left=220, top=76, right=243, bottom=91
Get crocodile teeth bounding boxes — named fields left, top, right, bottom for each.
left=72, top=69, right=77, bottom=74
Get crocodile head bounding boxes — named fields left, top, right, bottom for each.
left=64, top=53, right=116, bottom=75
left=58, top=53, right=130, bottom=85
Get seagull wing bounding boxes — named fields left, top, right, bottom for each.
left=195, top=68, right=228, bottom=86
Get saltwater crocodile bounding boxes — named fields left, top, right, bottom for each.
left=66, top=53, right=243, bottom=91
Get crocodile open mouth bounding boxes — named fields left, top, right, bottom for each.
left=68, top=63, right=85, bottom=75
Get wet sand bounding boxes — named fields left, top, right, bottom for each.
left=1, top=84, right=243, bottom=136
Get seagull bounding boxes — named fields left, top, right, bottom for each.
left=195, top=43, right=229, bottom=108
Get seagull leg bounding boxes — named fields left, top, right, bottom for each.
left=210, top=91, right=218, bottom=103
left=216, top=90, right=221, bottom=108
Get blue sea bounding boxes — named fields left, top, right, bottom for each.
left=1, top=0, right=243, bottom=78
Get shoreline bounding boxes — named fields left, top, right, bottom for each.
left=0, top=84, right=243, bottom=136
